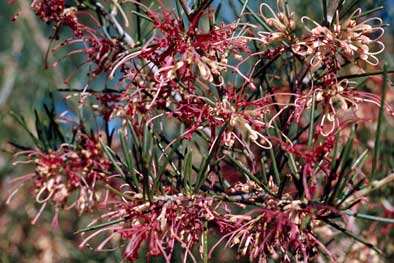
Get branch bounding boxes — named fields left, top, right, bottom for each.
left=340, top=173, right=394, bottom=208
left=95, top=2, right=135, bottom=48
left=179, top=0, right=191, bottom=18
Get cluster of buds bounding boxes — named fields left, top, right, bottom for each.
left=31, top=0, right=65, bottom=22
left=31, top=0, right=85, bottom=37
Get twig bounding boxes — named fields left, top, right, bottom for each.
left=340, top=173, right=394, bottom=208
left=179, top=0, right=191, bottom=18
left=95, top=2, right=135, bottom=47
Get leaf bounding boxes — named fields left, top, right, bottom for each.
left=141, top=124, right=154, bottom=200
left=371, top=64, right=388, bottom=179
left=34, top=110, right=49, bottom=151
left=142, top=124, right=152, bottom=159
left=99, top=139, right=126, bottom=179
left=265, top=124, right=281, bottom=185
left=345, top=210, right=394, bottom=224
left=10, top=111, right=40, bottom=148
left=75, top=217, right=128, bottom=234
left=43, top=103, right=65, bottom=149
left=238, top=0, right=270, bottom=31
left=325, top=125, right=356, bottom=203
left=338, top=68, right=394, bottom=80
left=307, top=92, right=316, bottom=147
left=131, top=10, right=154, bottom=23
left=183, top=145, right=193, bottom=194
left=119, top=130, right=140, bottom=191
left=260, top=157, right=268, bottom=185
left=225, top=153, right=275, bottom=196
left=323, top=219, right=383, bottom=254
left=156, top=136, right=182, bottom=179
left=194, top=126, right=226, bottom=193
left=126, top=120, right=140, bottom=149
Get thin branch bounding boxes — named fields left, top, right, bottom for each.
left=179, top=0, right=191, bottom=18
left=95, top=2, right=135, bottom=47
left=340, top=173, right=394, bottom=208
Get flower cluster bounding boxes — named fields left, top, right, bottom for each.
left=223, top=205, right=320, bottom=262
left=80, top=195, right=219, bottom=262
left=12, top=135, right=112, bottom=224
left=293, top=7, right=384, bottom=69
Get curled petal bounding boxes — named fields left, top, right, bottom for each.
left=36, top=186, right=55, bottom=204
left=301, top=16, right=323, bottom=33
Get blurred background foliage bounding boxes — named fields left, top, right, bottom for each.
left=1, top=0, right=394, bottom=262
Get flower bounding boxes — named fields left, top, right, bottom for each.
left=80, top=195, right=219, bottom=263
left=333, top=9, right=384, bottom=66
left=12, top=135, right=112, bottom=225
left=215, top=199, right=335, bottom=263
left=295, top=76, right=394, bottom=136
left=258, top=0, right=295, bottom=44
left=295, top=8, right=385, bottom=72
